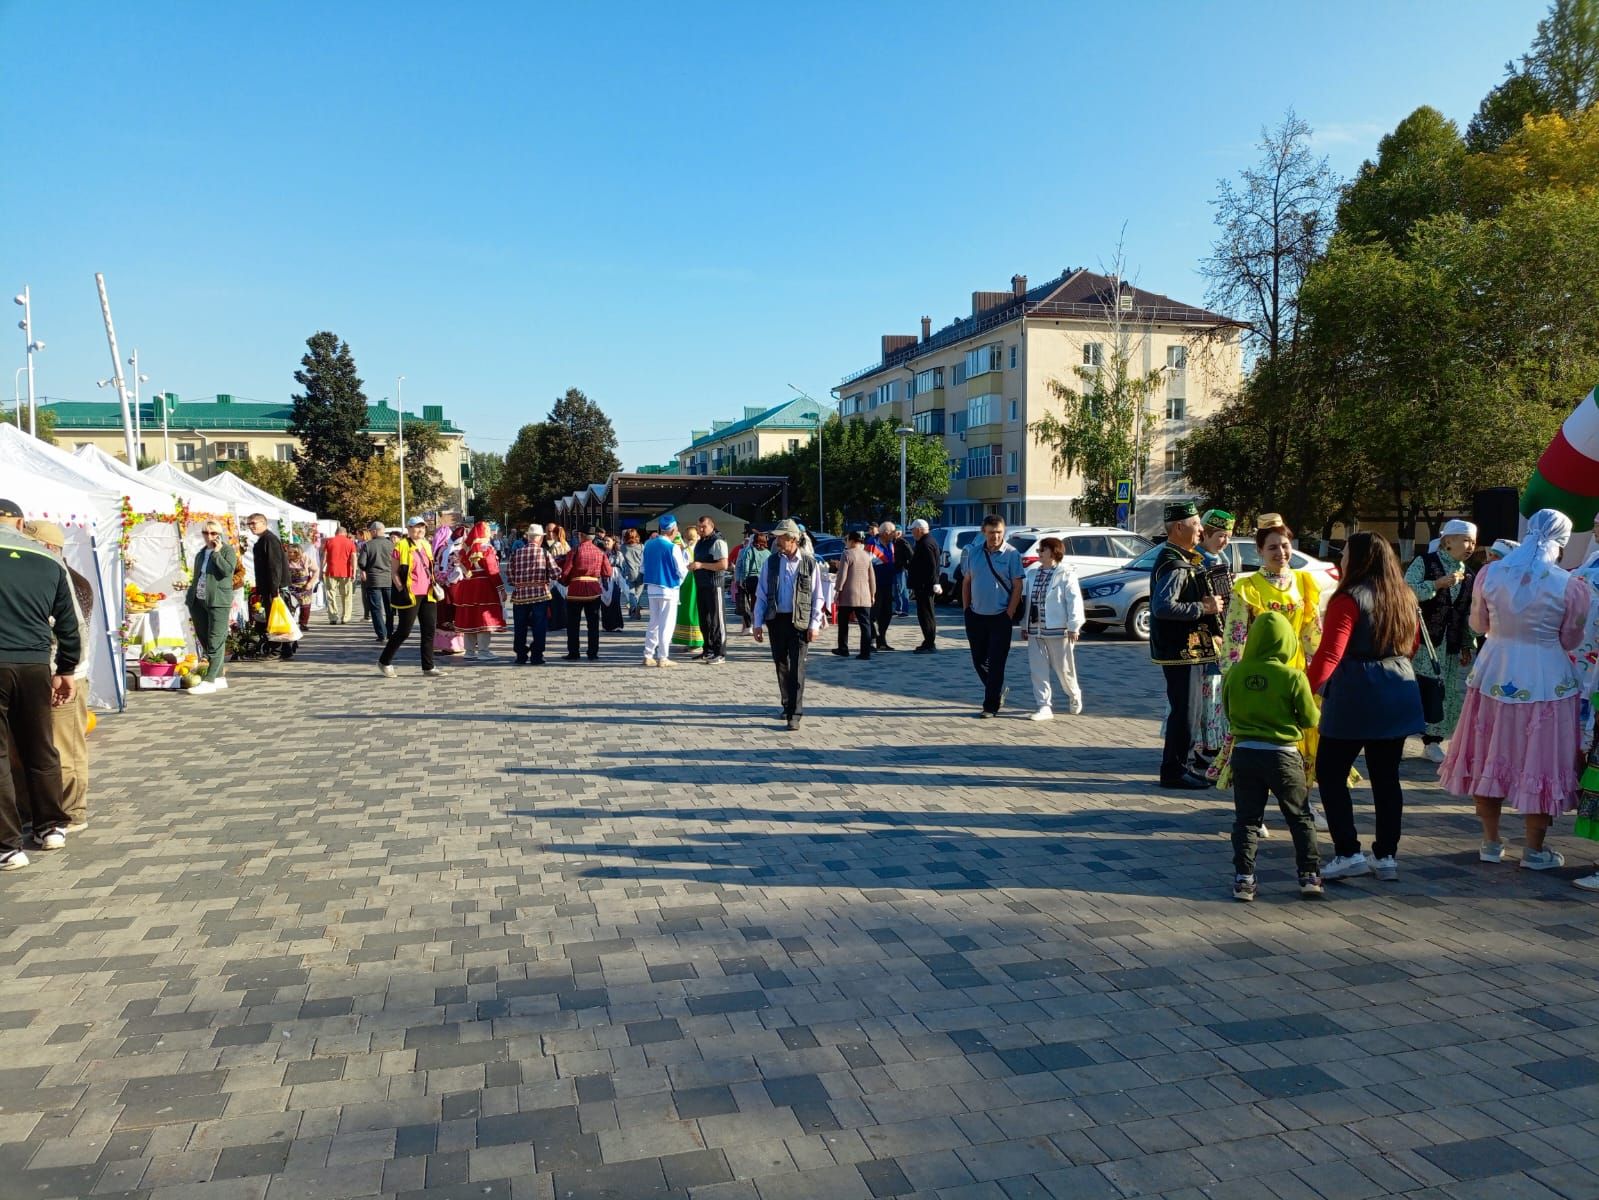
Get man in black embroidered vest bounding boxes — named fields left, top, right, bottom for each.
left=1150, top=501, right=1223, bottom=789
left=752, top=520, right=823, bottom=731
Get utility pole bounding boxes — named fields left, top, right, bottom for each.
left=94, top=274, right=138, bottom=465
left=396, top=376, right=407, bottom=528
left=12, top=286, right=41, bottom=437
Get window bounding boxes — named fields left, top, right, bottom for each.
left=788, top=439, right=799, bottom=452
left=966, top=444, right=1002, bottom=479
left=843, top=392, right=865, bottom=416
left=1005, top=450, right=1018, bottom=475
left=275, top=443, right=296, bottom=462
left=1009, top=344, right=1017, bottom=369
left=1110, top=534, right=1150, bottom=557
left=949, top=411, right=969, bottom=435
left=1066, top=535, right=1112, bottom=559
left=1166, top=395, right=1186, bottom=421
left=913, top=409, right=945, bottom=436
left=216, top=441, right=248, bottom=461
left=1164, top=446, right=1185, bottom=474
left=964, top=343, right=1003, bottom=379
left=1008, top=399, right=1018, bottom=422
left=1083, top=343, right=1104, bottom=367
left=871, top=380, right=899, bottom=408
left=1167, top=344, right=1187, bottom=370
left=948, top=457, right=965, bottom=481
left=966, top=393, right=999, bottom=428
left=951, top=361, right=968, bottom=387
left=176, top=443, right=196, bottom=462
left=914, top=367, right=943, bottom=394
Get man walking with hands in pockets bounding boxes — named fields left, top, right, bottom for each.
left=753, top=520, right=824, bottom=730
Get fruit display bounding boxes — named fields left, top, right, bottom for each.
left=124, top=583, right=168, bottom=614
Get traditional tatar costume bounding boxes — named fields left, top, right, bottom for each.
left=1406, top=519, right=1478, bottom=762
left=453, top=521, right=506, bottom=658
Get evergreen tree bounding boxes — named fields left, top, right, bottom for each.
left=1467, top=0, right=1599, bottom=150
left=1337, top=107, right=1467, bottom=250
left=529, top=388, right=622, bottom=517
left=288, top=331, right=373, bottom=515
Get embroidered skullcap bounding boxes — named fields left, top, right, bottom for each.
left=1201, top=508, right=1234, bottom=531
left=1163, top=501, right=1198, bottom=523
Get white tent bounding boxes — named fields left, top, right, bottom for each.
left=144, top=461, right=274, bottom=526
left=206, top=471, right=317, bottom=524
left=0, top=425, right=128, bottom=710
left=68, top=444, right=197, bottom=516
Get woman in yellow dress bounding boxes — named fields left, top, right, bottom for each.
left=1215, top=516, right=1333, bottom=824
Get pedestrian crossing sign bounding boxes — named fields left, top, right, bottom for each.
left=1115, top=479, right=1132, bottom=503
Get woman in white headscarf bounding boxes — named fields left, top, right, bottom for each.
left=1440, top=509, right=1589, bottom=870
left=1406, top=519, right=1479, bottom=763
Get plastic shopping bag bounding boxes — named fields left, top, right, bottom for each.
left=266, top=596, right=302, bottom=642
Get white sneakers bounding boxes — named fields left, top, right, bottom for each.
left=1029, top=708, right=1054, bottom=722
left=1575, top=873, right=1599, bottom=891
left=1321, top=852, right=1371, bottom=880
left=1372, top=855, right=1399, bottom=881
left=1423, top=742, right=1447, bottom=764
left=642, top=658, right=658, bottom=668
left=213, top=677, right=228, bottom=690
left=0, top=850, right=28, bottom=871
left=378, top=664, right=397, bottom=678
left=1521, top=848, right=1565, bottom=870
left=36, top=829, right=65, bottom=851
left=188, top=681, right=218, bottom=695
left=1480, top=841, right=1504, bottom=863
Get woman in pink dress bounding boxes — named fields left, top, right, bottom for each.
left=1440, top=509, right=1588, bottom=870
left=453, top=521, right=506, bottom=658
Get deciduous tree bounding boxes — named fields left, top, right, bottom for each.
left=1468, top=0, right=1599, bottom=150
left=226, top=456, right=299, bottom=499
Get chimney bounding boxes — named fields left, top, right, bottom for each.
left=1012, top=274, right=1027, bottom=298
left=881, top=334, right=918, bottom=359
left=920, top=315, right=932, bottom=342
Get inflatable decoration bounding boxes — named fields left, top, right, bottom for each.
left=1523, top=385, right=1599, bottom=527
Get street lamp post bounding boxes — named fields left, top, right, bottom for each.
left=896, top=425, right=914, bottom=529
left=13, top=367, right=24, bottom=426
left=396, top=376, right=407, bottom=528
left=12, top=287, right=43, bottom=437
left=128, top=349, right=149, bottom=463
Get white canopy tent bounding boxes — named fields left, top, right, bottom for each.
left=206, top=471, right=317, bottom=524
left=0, top=425, right=128, bottom=710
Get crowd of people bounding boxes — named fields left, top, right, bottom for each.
left=1150, top=499, right=1599, bottom=899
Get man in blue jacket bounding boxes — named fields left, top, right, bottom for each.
left=641, top=516, right=688, bottom=667
left=0, top=499, right=82, bottom=870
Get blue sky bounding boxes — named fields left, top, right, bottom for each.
left=7, top=0, right=1545, bottom=466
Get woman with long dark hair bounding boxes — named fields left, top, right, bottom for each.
left=1305, top=533, right=1425, bottom=881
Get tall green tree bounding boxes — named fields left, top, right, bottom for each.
left=532, top=389, right=621, bottom=512
left=1468, top=0, right=1599, bottom=150
left=225, top=455, right=299, bottom=499
left=1337, top=107, right=1468, bottom=250
left=288, top=332, right=373, bottom=515
left=467, top=450, right=504, bottom=519
left=494, top=424, right=542, bottom=520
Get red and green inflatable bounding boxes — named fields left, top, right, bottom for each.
left=1523, top=386, right=1599, bottom=526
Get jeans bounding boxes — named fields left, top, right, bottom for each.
left=512, top=600, right=549, bottom=663
left=963, top=609, right=1014, bottom=713
left=893, top=572, right=910, bottom=616
left=567, top=598, right=600, bottom=658
left=914, top=588, right=937, bottom=648
left=696, top=579, right=725, bottom=657
left=836, top=607, right=873, bottom=656
left=766, top=613, right=809, bottom=716
left=326, top=575, right=355, bottom=623
left=367, top=585, right=395, bottom=641
left=1231, top=746, right=1319, bottom=875
left=644, top=589, right=680, bottom=661
left=380, top=599, right=436, bottom=671
left=1161, top=664, right=1202, bottom=780
left=0, top=663, right=70, bottom=853
left=1317, top=735, right=1406, bottom=859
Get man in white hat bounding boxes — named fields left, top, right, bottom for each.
left=752, top=519, right=824, bottom=730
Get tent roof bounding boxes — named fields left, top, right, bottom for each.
left=553, top=472, right=791, bottom=519
left=0, top=425, right=123, bottom=528
left=70, top=445, right=208, bottom=515
left=206, top=471, right=317, bottom=522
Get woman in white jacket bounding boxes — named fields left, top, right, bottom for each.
left=1022, top=536, right=1085, bottom=719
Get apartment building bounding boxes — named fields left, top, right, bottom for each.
left=41, top=393, right=471, bottom=497
left=834, top=268, right=1241, bottom=531
left=676, top=396, right=823, bottom=475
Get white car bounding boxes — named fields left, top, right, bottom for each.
left=1005, top=526, right=1154, bottom=575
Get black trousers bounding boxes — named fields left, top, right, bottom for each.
left=380, top=599, right=436, bottom=671
left=0, top=663, right=70, bottom=852
left=1161, top=664, right=1202, bottom=781
left=837, top=607, right=872, bottom=656
left=1231, top=747, right=1319, bottom=876
left=914, top=588, right=937, bottom=647
left=963, top=610, right=1014, bottom=713
left=1317, top=735, right=1406, bottom=859
left=696, top=579, right=725, bottom=656
left=872, top=580, right=895, bottom=645
left=567, top=599, right=600, bottom=658
left=767, top=613, right=808, bottom=717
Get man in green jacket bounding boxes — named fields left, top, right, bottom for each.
left=186, top=521, right=238, bottom=695
left=1222, top=610, right=1321, bottom=902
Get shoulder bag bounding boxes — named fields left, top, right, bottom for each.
left=982, top=548, right=1025, bottom=625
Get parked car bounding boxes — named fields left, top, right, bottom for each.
left=926, top=526, right=986, bottom=603
left=1080, top=541, right=1341, bottom=641
left=1005, top=526, right=1153, bottom=576
left=810, top=534, right=844, bottom=570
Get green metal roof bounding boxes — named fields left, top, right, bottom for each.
left=683, top=397, right=822, bottom=452
left=40, top=395, right=463, bottom=435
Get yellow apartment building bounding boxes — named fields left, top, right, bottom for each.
left=834, top=268, right=1242, bottom=531
left=676, top=396, right=823, bottom=475
left=40, top=393, right=472, bottom=502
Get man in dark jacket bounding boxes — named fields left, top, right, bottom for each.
left=0, top=499, right=82, bottom=869
left=867, top=522, right=910, bottom=651
left=1149, top=501, right=1223, bottom=790
left=358, top=522, right=396, bottom=642
left=246, top=513, right=293, bottom=659
left=907, top=519, right=940, bottom=652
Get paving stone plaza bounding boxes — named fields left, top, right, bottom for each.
left=3, top=613, right=1599, bottom=1200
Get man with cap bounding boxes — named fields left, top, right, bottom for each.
left=1150, top=501, right=1224, bottom=789
left=1405, top=517, right=1477, bottom=762
left=560, top=527, right=614, bottom=661
left=16, top=519, right=95, bottom=835
left=641, top=518, right=689, bottom=667
left=907, top=518, right=941, bottom=652
left=752, top=519, right=824, bottom=730
left=0, top=500, right=82, bottom=869
left=185, top=520, right=238, bottom=695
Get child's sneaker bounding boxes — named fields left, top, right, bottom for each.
left=1299, top=872, right=1325, bottom=898
left=1479, top=841, right=1505, bottom=863
left=1233, top=875, right=1257, bottom=903
left=1521, top=848, right=1566, bottom=871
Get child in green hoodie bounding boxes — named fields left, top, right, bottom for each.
left=1221, top=609, right=1322, bottom=901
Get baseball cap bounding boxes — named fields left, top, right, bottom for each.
left=23, top=520, right=66, bottom=547
left=407, top=516, right=427, bottom=527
